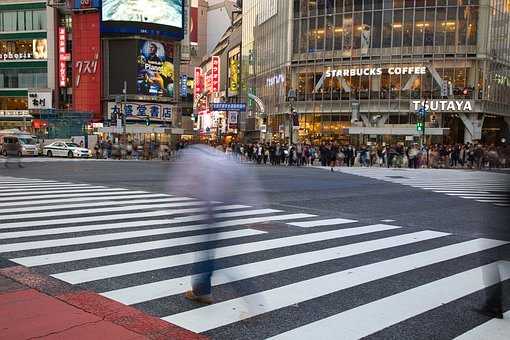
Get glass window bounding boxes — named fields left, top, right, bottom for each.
left=414, top=9, right=425, bottom=47
left=33, top=10, right=46, bottom=30
left=334, top=14, right=343, bottom=50
left=326, top=15, right=334, bottom=50
left=435, top=7, right=446, bottom=46
left=17, top=11, right=25, bottom=31
left=382, top=10, right=392, bottom=48
left=353, top=12, right=362, bottom=50
left=3, top=12, right=17, bottom=31
left=317, top=16, right=325, bottom=51
left=466, top=6, right=478, bottom=45
left=445, top=7, right=457, bottom=46
left=25, top=11, right=33, bottom=31
left=424, top=8, right=434, bottom=46
left=403, top=9, right=414, bottom=47
left=372, top=11, right=382, bottom=48
left=293, top=20, right=300, bottom=54
left=393, top=10, right=403, bottom=47
left=300, top=18, right=308, bottom=53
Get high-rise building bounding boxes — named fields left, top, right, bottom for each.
left=242, top=0, right=510, bottom=145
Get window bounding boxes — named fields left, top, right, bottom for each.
left=3, top=12, right=17, bottom=31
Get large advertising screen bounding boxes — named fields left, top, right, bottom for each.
left=102, top=0, right=184, bottom=38
left=137, top=40, right=175, bottom=97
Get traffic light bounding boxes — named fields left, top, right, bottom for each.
left=416, top=122, right=424, bottom=132
left=145, top=116, right=150, bottom=126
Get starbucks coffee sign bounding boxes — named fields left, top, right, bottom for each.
left=325, top=66, right=427, bottom=78
left=411, top=100, right=474, bottom=112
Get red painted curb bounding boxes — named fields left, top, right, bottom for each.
left=0, top=266, right=207, bottom=340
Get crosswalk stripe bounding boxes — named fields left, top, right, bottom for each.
left=495, top=204, right=510, bottom=207
left=0, top=190, right=154, bottom=202
left=163, top=239, right=507, bottom=333
left=446, top=193, right=494, bottom=196
left=11, top=229, right=267, bottom=266
left=102, top=230, right=449, bottom=305
left=0, top=205, right=258, bottom=230
left=268, top=261, right=510, bottom=340
left=0, top=200, right=216, bottom=221
left=0, top=183, right=92, bottom=189
left=434, top=191, right=491, bottom=194
left=0, top=188, right=129, bottom=197
left=0, top=193, right=169, bottom=207
left=0, top=197, right=197, bottom=214
left=288, top=218, right=358, bottom=228
left=476, top=199, right=510, bottom=203
left=0, top=208, right=309, bottom=240
left=453, top=311, right=510, bottom=340
left=0, top=185, right=108, bottom=193
left=51, top=224, right=400, bottom=284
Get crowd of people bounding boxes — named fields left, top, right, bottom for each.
left=220, top=141, right=510, bottom=170
left=93, top=139, right=187, bottom=160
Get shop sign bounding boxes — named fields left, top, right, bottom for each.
left=212, top=56, right=220, bottom=93
left=410, top=100, right=474, bottom=112
left=180, top=75, right=188, bottom=97
left=194, top=67, right=203, bottom=96
left=58, top=27, right=68, bottom=87
left=73, top=0, right=100, bottom=9
left=228, top=111, right=238, bottom=125
left=107, top=102, right=173, bottom=120
left=266, top=74, right=284, bottom=87
left=210, top=103, right=247, bottom=112
left=75, top=53, right=99, bottom=87
left=494, top=74, right=510, bottom=87
left=28, top=91, right=52, bottom=110
left=0, top=110, right=30, bottom=117
left=229, top=59, right=240, bottom=96
left=325, top=66, right=427, bottom=78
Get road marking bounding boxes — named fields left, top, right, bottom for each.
left=0, top=193, right=169, bottom=207
left=0, top=212, right=310, bottom=240
left=0, top=183, right=92, bottom=189
left=0, top=200, right=215, bottom=221
left=268, top=261, right=510, bottom=340
left=288, top=218, right=357, bottom=228
left=0, top=205, right=260, bottom=230
left=102, top=230, right=449, bottom=305
left=0, top=190, right=154, bottom=202
left=434, top=191, right=491, bottom=194
left=11, top=229, right=267, bottom=266
left=0, top=197, right=197, bottom=213
left=0, top=188, right=129, bottom=197
left=51, top=224, right=399, bottom=284
left=453, top=311, right=510, bottom=340
left=0, top=185, right=109, bottom=193
left=381, top=219, right=396, bottom=223
left=164, top=240, right=508, bottom=333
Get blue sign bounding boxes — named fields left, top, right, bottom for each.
left=73, top=0, right=100, bottom=9
left=210, top=103, right=247, bottom=112
left=180, top=75, right=188, bottom=97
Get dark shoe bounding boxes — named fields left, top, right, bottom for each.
left=330, top=167, right=334, bottom=172
left=185, top=290, right=213, bottom=305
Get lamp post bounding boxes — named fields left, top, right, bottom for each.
left=287, top=89, right=297, bottom=145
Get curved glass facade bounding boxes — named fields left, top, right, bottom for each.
left=241, top=1, right=510, bottom=144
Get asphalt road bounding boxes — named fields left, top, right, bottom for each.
left=0, top=158, right=509, bottom=339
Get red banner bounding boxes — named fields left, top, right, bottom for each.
left=58, top=27, right=67, bottom=87
left=190, top=7, right=198, bottom=44
left=212, top=56, right=220, bottom=93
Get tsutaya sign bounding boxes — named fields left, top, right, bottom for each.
left=411, top=100, right=474, bottom=112
left=325, top=66, right=427, bottom=78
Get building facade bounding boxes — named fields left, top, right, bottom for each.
left=243, top=0, right=510, bottom=145
left=0, top=0, right=54, bottom=131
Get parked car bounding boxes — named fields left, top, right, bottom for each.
left=43, top=141, right=91, bottom=158
left=0, top=135, right=23, bottom=157
left=16, top=135, right=39, bottom=156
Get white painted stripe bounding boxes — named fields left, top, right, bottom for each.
left=446, top=193, right=493, bottom=196
left=0, top=185, right=107, bottom=193
left=0, top=197, right=196, bottom=214
left=0, top=188, right=129, bottom=197
left=0, top=200, right=214, bottom=221
left=288, top=218, right=357, bottom=228
left=0, top=183, right=90, bottom=189
left=0, top=180, right=58, bottom=184
left=51, top=224, right=399, bottom=284
left=459, top=195, right=509, bottom=199
left=268, top=261, right=510, bottom=340
left=454, top=311, right=510, bottom=340
left=0, top=193, right=168, bottom=207
left=0, top=210, right=306, bottom=240
left=434, top=191, right=491, bottom=194
left=0, top=205, right=258, bottom=230
left=102, top=230, right=449, bottom=305
left=495, top=204, right=510, bottom=207
left=476, top=199, right=510, bottom=203
left=11, top=229, right=267, bottom=266
left=165, top=239, right=508, bottom=333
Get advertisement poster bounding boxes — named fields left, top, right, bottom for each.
left=32, top=39, right=47, bottom=59
left=228, top=47, right=240, bottom=97
left=102, top=0, right=183, bottom=28
left=137, top=40, right=175, bottom=97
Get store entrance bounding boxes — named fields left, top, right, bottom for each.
left=444, top=114, right=465, bottom=144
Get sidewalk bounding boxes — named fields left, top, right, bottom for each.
left=0, top=265, right=206, bottom=340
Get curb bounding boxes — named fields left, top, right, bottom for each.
left=0, top=265, right=207, bottom=340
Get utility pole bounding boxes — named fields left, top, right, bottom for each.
left=287, top=89, right=297, bottom=145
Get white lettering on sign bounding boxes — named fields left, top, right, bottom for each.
left=325, top=66, right=426, bottom=78
left=75, top=53, right=99, bottom=87
left=411, top=100, right=474, bottom=112
left=266, top=74, right=285, bottom=87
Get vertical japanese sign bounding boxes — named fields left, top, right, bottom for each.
left=194, top=67, right=203, bottom=96
left=212, top=56, right=220, bottom=93
left=180, top=75, right=188, bottom=97
left=58, top=27, right=67, bottom=87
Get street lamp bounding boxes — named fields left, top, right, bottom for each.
left=287, top=89, right=297, bottom=145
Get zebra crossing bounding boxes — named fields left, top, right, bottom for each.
left=333, top=167, right=510, bottom=208
left=0, top=175, right=508, bottom=339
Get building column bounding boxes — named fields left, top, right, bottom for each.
left=459, top=113, right=485, bottom=143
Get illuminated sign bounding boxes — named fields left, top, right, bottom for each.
left=75, top=53, right=99, bottom=87
left=58, top=27, right=68, bottom=87
left=228, top=59, right=240, bottom=96
left=411, top=100, right=474, bottom=112
left=325, top=66, right=427, bottom=78
left=28, top=91, right=52, bottom=110
left=210, top=103, right=246, bottom=112
left=266, top=74, right=285, bottom=87
left=212, top=56, right=220, bottom=93
left=107, top=102, right=173, bottom=120
left=0, top=39, right=47, bottom=61
left=102, top=0, right=183, bottom=28
left=194, top=67, right=203, bottom=96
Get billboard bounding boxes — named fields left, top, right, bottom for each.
left=137, top=40, right=175, bottom=97
left=102, top=0, right=184, bottom=39
left=0, top=39, right=47, bottom=61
